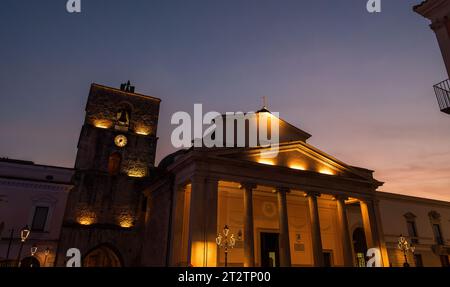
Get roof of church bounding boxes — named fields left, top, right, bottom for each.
left=158, top=149, right=190, bottom=170
left=217, top=106, right=312, bottom=142
left=256, top=106, right=271, bottom=113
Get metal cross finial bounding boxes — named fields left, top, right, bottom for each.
left=262, top=96, right=268, bottom=109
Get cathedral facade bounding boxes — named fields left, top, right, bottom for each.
left=52, top=83, right=450, bottom=267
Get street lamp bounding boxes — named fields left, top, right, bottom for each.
left=31, top=244, right=38, bottom=256
left=398, top=234, right=415, bottom=267
left=16, top=225, right=30, bottom=267
left=216, top=225, right=236, bottom=267
left=30, top=244, right=38, bottom=267
left=20, top=226, right=30, bottom=242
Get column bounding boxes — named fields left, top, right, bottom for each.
left=334, top=195, right=354, bottom=267
left=276, top=187, right=291, bottom=267
left=374, top=199, right=390, bottom=267
left=360, top=198, right=391, bottom=266
left=306, top=192, right=324, bottom=267
left=241, top=182, right=256, bottom=267
left=359, top=199, right=378, bottom=249
left=169, top=184, right=186, bottom=266
left=187, top=175, right=218, bottom=267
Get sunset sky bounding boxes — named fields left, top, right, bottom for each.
left=1, top=0, right=449, bottom=201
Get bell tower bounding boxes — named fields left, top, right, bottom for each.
left=56, top=82, right=161, bottom=267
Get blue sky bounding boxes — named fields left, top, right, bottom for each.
left=1, top=0, right=449, bottom=200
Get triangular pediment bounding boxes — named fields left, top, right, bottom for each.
left=206, top=141, right=375, bottom=181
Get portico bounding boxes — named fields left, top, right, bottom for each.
left=163, top=139, right=389, bottom=267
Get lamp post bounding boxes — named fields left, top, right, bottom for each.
left=30, top=244, right=38, bottom=267
left=31, top=244, right=38, bottom=256
left=16, top=225, right=30, bottom=267
left=398, top=234, right=415, bottom=267
left=5, top=228, right=14, bottom=261
left=216, top=225, right=236, bottom=267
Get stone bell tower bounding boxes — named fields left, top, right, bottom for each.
left=56, top=82, right=161, bottom=267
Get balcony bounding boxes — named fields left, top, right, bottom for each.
left=433, top=79, right=450, bottom=114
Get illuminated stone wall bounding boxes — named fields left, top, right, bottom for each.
left=216, top=182, right=345, bottom=267
left=56, top=83, right=161, bottom=267
left=85, top=84, right=159, bottom=137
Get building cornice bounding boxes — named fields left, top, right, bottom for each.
left=413, top=0, right=449, bottom=20
left=0, top=177, right=73, bottom=192
left=90, top=83, right=162, bottom=102
left=376, top=191, right=450, bottom=207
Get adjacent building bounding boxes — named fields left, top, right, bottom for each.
left=414, top=0, right=450, bottom=114
left=0, top=159, right=73, bottom=267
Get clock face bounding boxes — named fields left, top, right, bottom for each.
left=114, top=135, right=127, bottom=147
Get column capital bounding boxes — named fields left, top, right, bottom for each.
left=190, top=174, right=219, bottom=184
left=175, top=183, right=188, bottom=192
left=240, top=182, right=256, bottom=190
left=304, top=191, right=321, bottom=198
left=358, top=197, right=379, bottom=205
left=333, top=194, right=348, bottom=202
left=275, top=187, right=290, bottom=194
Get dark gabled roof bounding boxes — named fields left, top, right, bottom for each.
left=158, top=149, right=190, bottom=170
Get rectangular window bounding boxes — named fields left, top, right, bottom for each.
left=31, top=206, right=49, bottom=231
left=433, top=224, right=444, bottom=245
left=414, top=254, right=423, bottom=267
left=407, top=221, right=419, bottom=244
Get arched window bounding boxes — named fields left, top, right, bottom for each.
left=83, top=244, right=123, bottom=267
left=115, top=104, right=132, bottom=131
left=116, top=109, right=130, bottom=126
left=108, top=153, right=121, bottom=175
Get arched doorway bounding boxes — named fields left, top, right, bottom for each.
left=20, top=256, right=40, bottom=267
left=83, top=244, right=122, bottom=267
left=353, top=227, right=368, bottom=267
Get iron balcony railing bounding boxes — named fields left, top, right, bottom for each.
left=433, top=79, right=450, bottom=114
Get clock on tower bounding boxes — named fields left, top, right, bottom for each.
left=56, top=82, right=161, bottom=267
